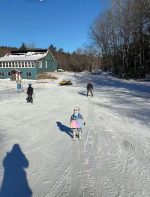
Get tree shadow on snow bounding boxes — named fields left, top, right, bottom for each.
left=74, top=74, right=150, bottom=94
left=0, top=144, right=32, bottom=197
left=56, top=122, right=73, bottom=138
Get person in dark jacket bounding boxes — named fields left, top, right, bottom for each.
left=87, top=81, right=93, bottom=97
left=26, top=83, right=33, bottom=103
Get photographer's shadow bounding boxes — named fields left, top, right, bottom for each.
left=0, top=144, right=32, bottom=197
left=56, top=121, right=73, bottom=139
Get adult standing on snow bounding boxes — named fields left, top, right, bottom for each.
left=26, top=83, right=34, bottom=103
left=87, top=81, right=93, bottom=97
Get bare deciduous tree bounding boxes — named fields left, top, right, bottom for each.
left=89, top=0, right=150, bottom=78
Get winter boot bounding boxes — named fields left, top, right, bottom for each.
left=73, top=129, right=76, bottom=141
left=78, top=129, right=82, bottom=140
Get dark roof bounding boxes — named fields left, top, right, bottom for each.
left=10, top=49, right=48, bottom=54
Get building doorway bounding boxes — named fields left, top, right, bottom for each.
left=11, top=69, right=22, bottom=81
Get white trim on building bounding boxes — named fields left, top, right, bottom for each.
left=0, top=61, right=35, bottom=68
left=45, top=61, right=47, bottom=68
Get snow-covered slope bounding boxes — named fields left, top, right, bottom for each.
left=0, top=72, right=150, bottom=197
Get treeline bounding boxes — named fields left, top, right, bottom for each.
left=0, top=43, right=102, bottom=72
left=0, top=46, right=17, bottom=57
left=90, top=0, right=150, bottom=78
left=49, top=45, right=101, bottom=72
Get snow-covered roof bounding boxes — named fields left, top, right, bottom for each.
left=0, top=50, right=48, bottom=62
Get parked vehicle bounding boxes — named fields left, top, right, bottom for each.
left=57, top=68, right=64, bottom=72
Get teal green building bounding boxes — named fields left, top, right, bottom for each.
left=0, top=49, right=57, bottom=80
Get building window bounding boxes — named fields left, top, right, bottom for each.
left=0, top=63, right=2, bottom=67
left=8, top=72, right=11, bottom=76
left=29, top=62, right=31, bottom=67
left=40, top=62, right=42, bottom=68
left=26, top=72, right=32, bottom=77
left=38, top=61, right=42, bottom=68
left=45, top=61, right=47, bottom=68
left=32, top=62, right=34, bottom=67
left=0, top=72, right=4, bottom=76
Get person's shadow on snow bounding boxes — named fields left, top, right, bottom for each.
left=0, top=144, right=32, bottom=197
left=78, top=92, right=87, bottom=96
left=56, top=122, right=73, bottom=138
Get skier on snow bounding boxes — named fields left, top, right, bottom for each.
left=87, top=81, right=93, bottom=97
left=26, top=83, right=33, bottom=103
left=70, top=107, right=85, bottom=141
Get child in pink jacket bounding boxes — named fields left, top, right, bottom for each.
left=70, top=107, right=85, bottom=141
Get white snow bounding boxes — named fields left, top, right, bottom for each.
left=0, top=72, right=150, bottom=197
left=0, top=51, right=47, bottom=61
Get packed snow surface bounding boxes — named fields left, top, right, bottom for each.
left=0, top=72, right=150, bottom=197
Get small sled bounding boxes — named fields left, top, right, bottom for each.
left=58, top=80, right=73, bottom=86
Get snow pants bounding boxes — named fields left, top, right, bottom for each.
left=87, top=88, right=93, bottom=96
left=26, top=94, right=33, bottom=103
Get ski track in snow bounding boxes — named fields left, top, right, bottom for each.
left=0, top=72, right=150, bottom=197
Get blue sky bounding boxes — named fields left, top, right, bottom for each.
left=0, top=0, right=109, bottom=52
